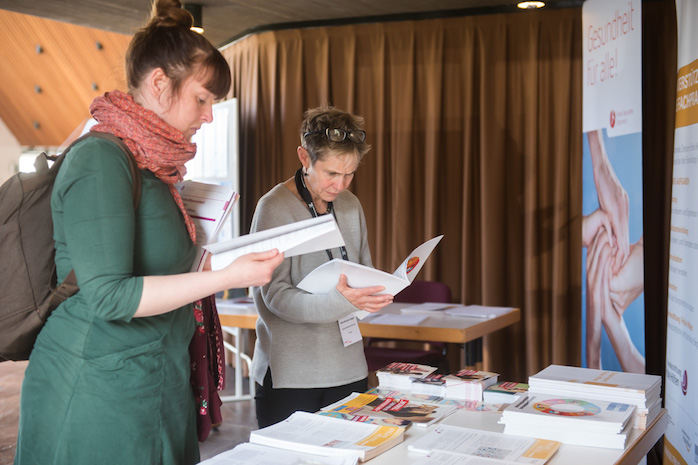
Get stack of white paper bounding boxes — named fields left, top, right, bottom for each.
left=527, top=364, right=662, bottom=430
left=499, top=393, right=636, bottom=449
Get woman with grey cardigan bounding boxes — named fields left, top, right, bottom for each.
left=250, top=106, right=394, bottom=427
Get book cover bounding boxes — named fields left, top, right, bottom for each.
left=320, top=392, right=456, bottom=428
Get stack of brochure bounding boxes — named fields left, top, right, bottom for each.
left=408, top=424, right=561, bottom=464
left=411, top=369, right=499, bottom=401
left=376, top=362, right=438, bottom=391
left=483, top=381, right=529, bottom=404
left=319, top=392, right=456, bottom=428
left=499, top=392, right=636, bottom=449
left=199, top=442, right=359, bottom=465
left=248, top=411, right=404, bottom=462
left=527, top=365, right=662, bottom=430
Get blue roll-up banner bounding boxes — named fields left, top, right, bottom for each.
left=581, top=0, right=644, bottom=373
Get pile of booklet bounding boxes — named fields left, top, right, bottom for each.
left=499, top=364, right=663, bottom=449
left=483, top=381, right=529, bottom=404
left=527, top=364, right=662, bottom=430
left=376, top=362, right=499, bottom=401
left=248, top=410, right=404, bottom=462
left=499, top=392, right=636, bottom=449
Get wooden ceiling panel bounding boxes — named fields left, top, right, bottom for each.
left=0, top=10, right=130, bottom=146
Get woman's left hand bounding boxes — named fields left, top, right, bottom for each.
left=337, top=274, right=393, bottom=313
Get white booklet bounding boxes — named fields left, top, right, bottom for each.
left=176, top=180, right=239, bottom=272
left=297, top=235, right=443, bottom=318
left=204, top=215, right=345, bottom=271
left=408, top=424, right=561, bottom=464
left=198, top=442, right=358, bottom=465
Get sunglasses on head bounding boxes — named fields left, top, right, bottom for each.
left=303, top=128, right=366, bottom=144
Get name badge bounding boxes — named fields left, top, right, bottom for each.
left=338, top=314, right=362, bottom=347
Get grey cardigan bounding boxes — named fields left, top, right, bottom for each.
left=250, top=183, right=373, bottom=389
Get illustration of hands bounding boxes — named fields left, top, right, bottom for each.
left=587, top=129, right=629, bottom=273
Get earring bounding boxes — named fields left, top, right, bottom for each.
left=303, top=166, right=308, bottom=176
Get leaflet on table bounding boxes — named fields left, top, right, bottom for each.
left=204, top=215, right=345, bottom=271
left=368, top=313, right=429, bottom=326
left=408, top=424, right=561, bottom=464
left=175, top=180, right=239, bottom=271
left=320, top=392, right=456, bottom=428
left=413, top=450, right=521, bottom=465
left=297, top=235, right=443, bottom=318
left=198, top=442, right=358, bottom=465
left=443, top=305, right=515, bottom=319
left=365, top=387, right=507, bottom=413
left=400, top=302, right=460, bottom=314
left=249, top=411, right=404, bottom=462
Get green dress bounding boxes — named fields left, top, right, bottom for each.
left=14, top=137, right=199, bottom=464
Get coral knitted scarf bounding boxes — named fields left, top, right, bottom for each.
left=90, top=90, right=197, bottom=242
left=89, top=90, right=225, bottom=440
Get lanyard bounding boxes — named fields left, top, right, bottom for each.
left=294, top=168, right=349, bottom=261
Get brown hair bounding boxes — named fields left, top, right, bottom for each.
left=126, top=0, right=231, bottom=100
left=300, top=106, right=371, bottom=164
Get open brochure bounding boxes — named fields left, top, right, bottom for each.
left=408, top=424, right=561, bottom=464
left=297, top=235, right=443, bottom=318
left=204, top=215, right=345, bottom=271
left=176, top=180, right=239, bottom=272
left=198, top=442, right=358, bottom=465
left=320, top=392, right=456, bottom=428
left=249, top=410, right=404, bottom=462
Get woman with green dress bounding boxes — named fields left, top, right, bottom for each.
left=13, top=1, right=283, bottom=464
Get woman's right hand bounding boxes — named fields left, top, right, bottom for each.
left=336, top=274, right=393, bottom=313
left=223, top=249, right=284, bottom=288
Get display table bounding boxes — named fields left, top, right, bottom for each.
left=370, top=406, right=667, bottom=465
left=216, top=301, right=521, bottom=389
left=216, top=301, right=520, bottom=342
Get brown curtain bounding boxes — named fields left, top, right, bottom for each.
left=222, top=8, right=582, bottom=382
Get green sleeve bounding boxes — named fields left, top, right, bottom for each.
left=52, top=138, right=143, bottom=322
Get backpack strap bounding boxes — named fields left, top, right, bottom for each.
left=49, top=132, right=142, bottom=306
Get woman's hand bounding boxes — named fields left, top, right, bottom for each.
left=223, top=249, right=285, bottom=288
left=337, top=274, right=393, bottom=313
left=136, top=249, right=283, bottom=318
left=609, top=237, right=644, bottom=315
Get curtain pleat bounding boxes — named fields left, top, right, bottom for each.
left=222, top=8, right=583, bottom=381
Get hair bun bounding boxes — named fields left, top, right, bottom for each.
left=148, top=0, right=193, bottom=30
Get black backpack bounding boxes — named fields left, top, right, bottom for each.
left=0, top=132, right=140, bottom=361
